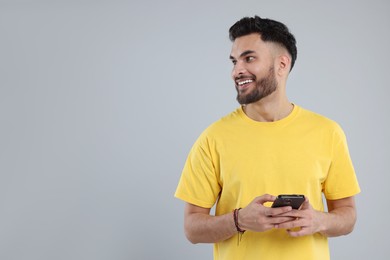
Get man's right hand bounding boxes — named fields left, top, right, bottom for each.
left=238, top=194, right=295, bottom=232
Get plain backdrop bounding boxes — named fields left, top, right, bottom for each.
left=0, top=0, right=389, bottom=259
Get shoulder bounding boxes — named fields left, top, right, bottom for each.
left=295, top=105, right=348, bottom=142
left=203, top=107, right=242, bottom=133
left=297, top=106, right=343, bottom=130
left=196, top=107, right=242, bottom=143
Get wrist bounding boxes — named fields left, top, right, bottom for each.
left=316, top=211, right=329, bottom=235
left=233, top=208, right=246, bottom=233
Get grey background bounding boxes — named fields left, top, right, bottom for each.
left=0, top=0, right=389, bottom=259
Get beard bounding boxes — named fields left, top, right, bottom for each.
left=236, top=67, right=277, bottom=105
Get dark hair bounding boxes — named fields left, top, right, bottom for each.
left=229, top=15, right=297, bottom=71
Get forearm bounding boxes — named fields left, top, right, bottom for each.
left=185, top=211, right=237, bottom=244
left=318, top=206, right=357, bottom=237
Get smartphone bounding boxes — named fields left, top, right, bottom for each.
left=271, top=194, right=305, bottom=209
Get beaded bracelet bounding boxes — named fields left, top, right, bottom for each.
left=233, top=208, right=246, bottom=233
left=233, top=208, right=245, bottom=245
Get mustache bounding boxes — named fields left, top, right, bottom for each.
left=235, top=75, right=255, bottom=81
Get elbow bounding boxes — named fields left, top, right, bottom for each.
left=185, top=233, right=199, bottom=244
left=184, top=225, right=200, bottom=244
left=345, top=213, right=357, bottom=235
left=341, top=208, right=357, bottom=236
left=342, top=225, right=354, bottom=236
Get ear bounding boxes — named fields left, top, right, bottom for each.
left=277, top=54, right=291, bottom=75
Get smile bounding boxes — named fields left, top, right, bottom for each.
left=237, top=79, right=253, bottom=86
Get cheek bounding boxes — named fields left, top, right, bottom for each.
left=231, top=69, right=237, bottom=80
left=250, top=66, right=266, bottom=79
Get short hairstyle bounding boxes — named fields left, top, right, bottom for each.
left=229, top=15, right=297, bottom=71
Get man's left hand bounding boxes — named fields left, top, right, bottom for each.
left=274, top=198, right=325, bottom=237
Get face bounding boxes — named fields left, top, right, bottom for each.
left=230, top=33, right=278, bottom=105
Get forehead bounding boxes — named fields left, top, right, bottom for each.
left=230, top=33, right=272, bottom=58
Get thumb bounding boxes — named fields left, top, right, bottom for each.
left=300, top=197, right=311, bottom=210
left=255, top=194, right=277, bottom=205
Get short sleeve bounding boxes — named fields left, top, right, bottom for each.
left=174, top=132, right=221, bottom=208
left=323, top=125, right=360, bottom=200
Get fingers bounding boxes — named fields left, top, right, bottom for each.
left=254, top=194, right=277, bottom=205
left=276, top=209, right=302, bottom=218
left=274, top=206, right=317, bottom=237
left=241, top=194, right=294, bottom=232
left=243, top=195, right=318, bottom=236
left=269, top=216, right=296, bottom=225
left=285, top=219, right=314, bottom=237
left=276, top=216, right=304, bottom=229
left=266, top=206, right=293, bottom=217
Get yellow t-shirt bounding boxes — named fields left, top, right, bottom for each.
left=175, top=105, right=360, bottom=260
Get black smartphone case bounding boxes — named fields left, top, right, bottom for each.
left=271, top=194, right=305, bottom=209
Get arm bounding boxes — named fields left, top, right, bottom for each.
left=184, top=194, right=295, bottom=244
left=320, top=196, right=357, bottom=237
left=276, top=196, right=357, bottom=237
left=184, top=203, right=236, bottom=244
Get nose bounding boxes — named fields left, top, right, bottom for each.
left=232, top=60, right=247, bottom=79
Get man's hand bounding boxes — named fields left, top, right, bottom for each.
left=274, top=198, right=324, bottom=237
left=238, top=194, right=295, bottom=232
left=274, top=196, right=357, bottom=237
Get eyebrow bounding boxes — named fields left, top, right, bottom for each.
left=229, top=50, right=256, bottom=60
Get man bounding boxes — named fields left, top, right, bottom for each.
left=175, top=15, right=360, bottom=260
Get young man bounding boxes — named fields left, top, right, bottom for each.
left=175, top=15, right=360, bottom=260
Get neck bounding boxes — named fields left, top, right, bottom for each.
left=242, top=94, right=293, bottom=122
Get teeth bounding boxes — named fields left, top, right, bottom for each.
left=238, top=79, right=253, bottom=86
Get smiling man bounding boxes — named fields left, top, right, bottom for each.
left=175, top=16, right=360, bottom=260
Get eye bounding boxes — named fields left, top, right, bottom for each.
left=231, top=59, right=237, bottom=65
left=245, top=56, right=255, bottom=62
